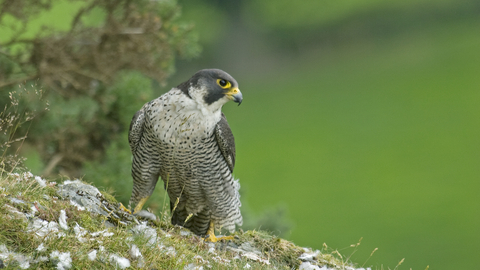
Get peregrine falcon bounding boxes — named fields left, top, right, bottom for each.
left=128, top=69, right=243, bottom=241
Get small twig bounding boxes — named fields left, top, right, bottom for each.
left=362, top=247, right=378, bottom=267
left=393, top=258, right=405, bottom=270
left=0, top=75, right=39, bottom=89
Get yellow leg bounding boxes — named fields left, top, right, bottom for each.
left=203, top=221, right=234, bottom=242
left=133, top=197, right=150, bottom=214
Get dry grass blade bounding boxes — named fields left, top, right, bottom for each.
left=1, top=83, right=47, bottom=174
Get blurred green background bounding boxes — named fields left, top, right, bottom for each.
left=2, top=0, right=479, bottom=269
left=172, top=1, right=480, bottom=269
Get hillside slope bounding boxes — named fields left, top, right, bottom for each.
left=0, top=171, right=373, bottom=270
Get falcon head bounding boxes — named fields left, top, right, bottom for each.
left=177, top=69, right=243, bottom=112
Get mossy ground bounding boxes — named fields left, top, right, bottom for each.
left=0, top=170, right=368, bottom=270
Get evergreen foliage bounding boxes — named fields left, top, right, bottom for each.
left=0, top=0, right=200, bottom=179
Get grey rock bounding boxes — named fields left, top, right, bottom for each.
left=135, top=210, right=157, bottom=221
left=57, top=180, right=109, bottom=216
left=131, top=222, right=158, bottom=247
left=8, top=197, right=26, bottom=205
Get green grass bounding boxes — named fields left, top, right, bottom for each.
left=0, top=172, right=364, bottom=269
left=223, top=18, right=480, bottom=270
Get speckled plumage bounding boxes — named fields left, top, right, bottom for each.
left=129, top=69, right=243, bottom=235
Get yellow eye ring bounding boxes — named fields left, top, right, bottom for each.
left=217, top=79, right=231, bottom=89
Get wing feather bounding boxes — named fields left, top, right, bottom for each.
left=214, top=113, right=236, bottom=172
left=128, top=109, right=145, bottom=154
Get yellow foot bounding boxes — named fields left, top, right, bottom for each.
left=203, top=220, right=234, bottom=242
left=204, top=234, right=234, bottom=243
left=119, top=203, right=131, bottom=214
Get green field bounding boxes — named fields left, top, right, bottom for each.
left=223, top=19, right=480, bottom=269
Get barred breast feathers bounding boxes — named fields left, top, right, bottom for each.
left=138, top=86, right=242, bottom=232
left=149, top=88, right=222, bottom=143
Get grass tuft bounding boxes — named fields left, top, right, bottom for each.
left=0, top=171, right=376, bottom=269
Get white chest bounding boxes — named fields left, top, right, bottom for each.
left=149, top=89, right=221, bottom=144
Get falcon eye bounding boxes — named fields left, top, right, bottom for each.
left=217, top=79, right=231, bottom=89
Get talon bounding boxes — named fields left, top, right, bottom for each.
left=204, top=234, right=234, bottom=242
left=119, top=203, right=131, bottom=214
left=203, top=221, right=234, bottom=242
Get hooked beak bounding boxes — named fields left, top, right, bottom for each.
left=226, top=87, right=243, bottom=105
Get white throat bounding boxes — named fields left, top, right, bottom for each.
left=188, top=84, right=228, bottom=116
left=153, top=88, right=223, bottom=143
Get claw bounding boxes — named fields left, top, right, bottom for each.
left=203, top=221, right=234, bottom=242
left=119, top=202, right=131, bottom=214
left=204, top=234, right=234, bottom=243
